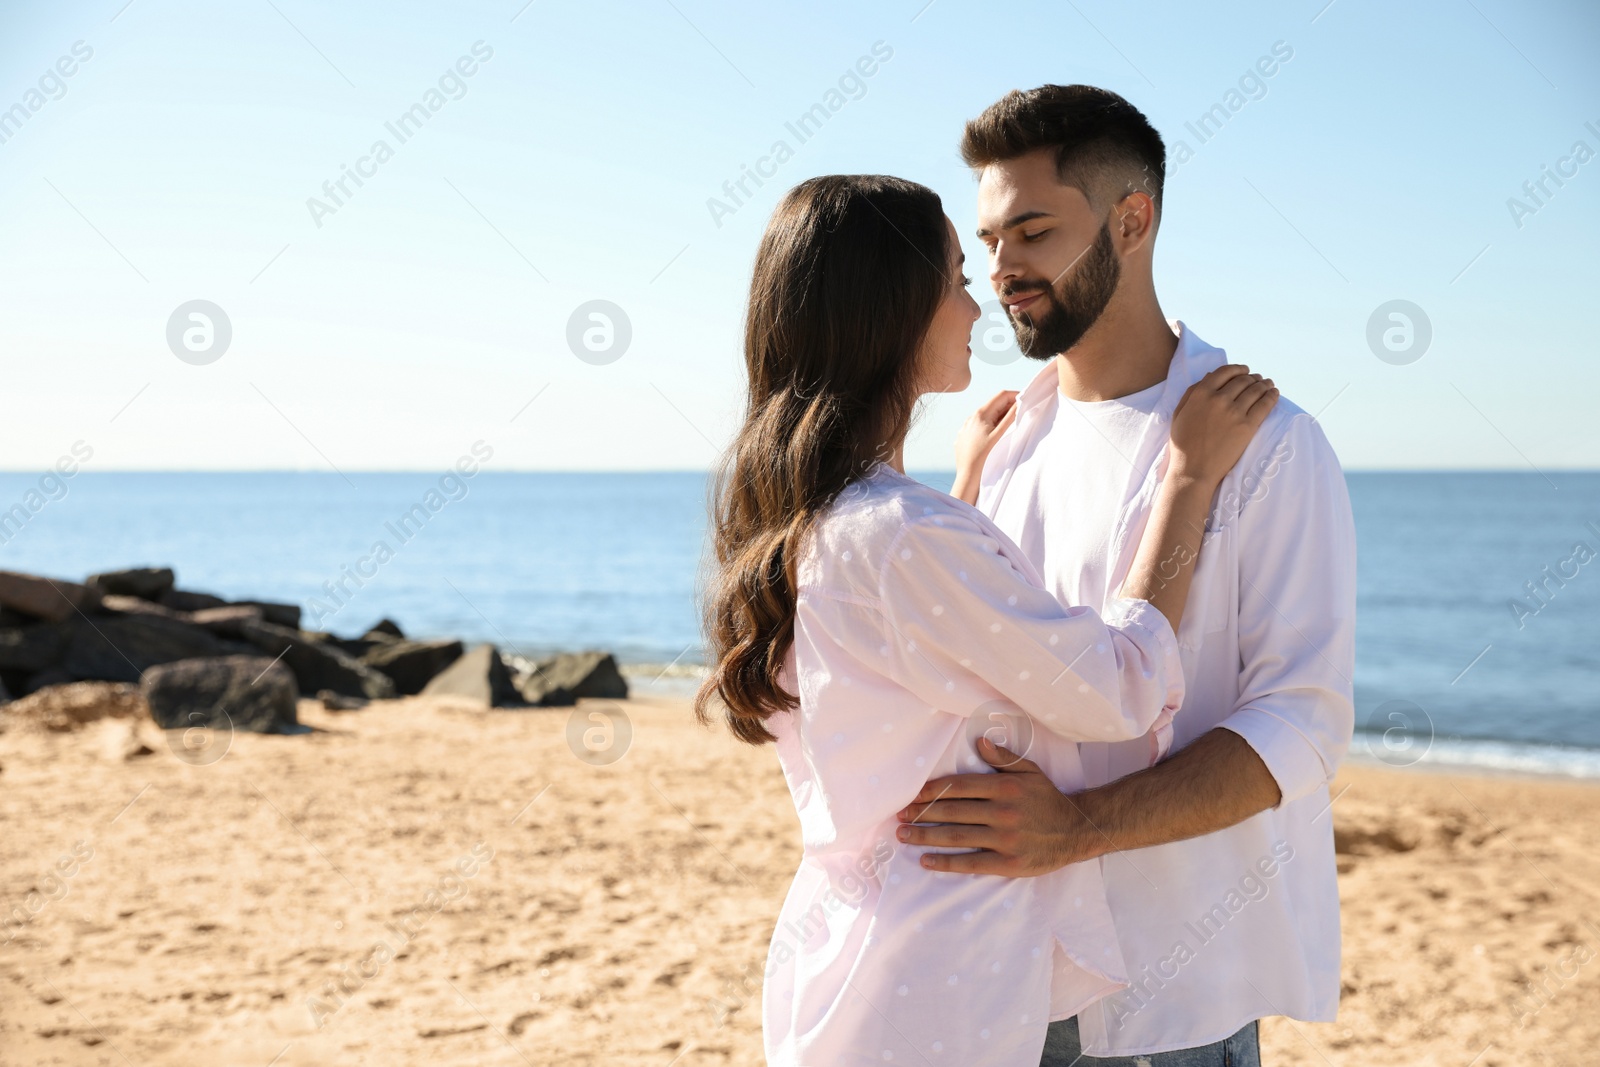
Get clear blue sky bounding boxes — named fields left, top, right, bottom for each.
left=1, top=0, right=1596, bottom=472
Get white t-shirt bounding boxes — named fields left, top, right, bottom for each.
left=976, top=321, right=1357, bottom=1056
left=997, top=378, right=1168, bottom=612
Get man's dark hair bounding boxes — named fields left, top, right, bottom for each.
left=961, top=85, right=1166, bottom=215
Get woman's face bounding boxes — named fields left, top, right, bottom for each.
left=916, top=217, right=982, bottom=395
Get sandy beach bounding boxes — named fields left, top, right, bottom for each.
left=3, top=694, right=1598, bottom=1066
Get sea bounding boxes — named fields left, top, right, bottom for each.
left=1, top=470, right=1596, bottom=778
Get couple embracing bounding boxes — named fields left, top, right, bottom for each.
left=695, top=84, right=1356, bottom=1066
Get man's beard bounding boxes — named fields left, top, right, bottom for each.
left=1004, top=222, right=1121, bottom=360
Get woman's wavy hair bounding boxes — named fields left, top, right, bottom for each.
left=695, top=174, right=951, bottom=744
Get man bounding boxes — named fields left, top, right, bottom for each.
left=896, top=85, right=1357, bottom=1064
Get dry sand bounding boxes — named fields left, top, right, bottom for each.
left=2, top=695, right=1597, bottom=1066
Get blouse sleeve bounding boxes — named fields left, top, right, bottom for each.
left=874, top=511, right=1183, bottom=756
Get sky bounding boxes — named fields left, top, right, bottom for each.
left=0, top=0, right=1596, bottom=473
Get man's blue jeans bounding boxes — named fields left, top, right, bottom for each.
left=1040, top=1018, right=1261, bottom=1066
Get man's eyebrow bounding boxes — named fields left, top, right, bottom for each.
left=975, top=210, right=1056, bottom=238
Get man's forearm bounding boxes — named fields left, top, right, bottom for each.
left=898, top=726, right=1288, bottom=876
left=1066, top=728, right=1283, bottom=862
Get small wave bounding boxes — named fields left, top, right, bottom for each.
left=1349, top=732, right=1600, bottom=779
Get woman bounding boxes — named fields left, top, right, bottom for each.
left=696, top=175, right=1276, bottom=1065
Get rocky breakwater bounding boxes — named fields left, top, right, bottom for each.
left=0, top=566, right=630, bottom=742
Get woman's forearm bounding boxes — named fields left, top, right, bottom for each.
left=1118, top=470, right=1217, bottom=633
left=950, top=469, right=980, bottom=506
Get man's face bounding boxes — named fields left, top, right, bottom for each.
left=976, top=149, right=1121, bottom=360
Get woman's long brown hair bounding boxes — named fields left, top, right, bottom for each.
left=695, top=174, right=951, bottom=744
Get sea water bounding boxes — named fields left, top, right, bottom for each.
left=0, top=470, right=1595, bottom=776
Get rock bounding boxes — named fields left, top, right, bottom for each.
left=87, top=567, right=176, bottom=601
left=300, top=631, right=383, bottom=660
left=161, top=588, right=228, bottom=613
left=517, top=651, right=630, bottom=707
left=0, top=622, right=74, bottom=674
left=419, top=644, right=523, bottom=707
left=365, top=618, right=405, bottom=639
left=231, top=600, right=301, bottom=629
left=237, top=620, right=395, bottom=700
left=98, top=594, right=187, bottom=620
left=22, top=667, right=73, bottom=694
left=317, top=690, right=369, bottom=712
left=142, top=655, right=299, bottom=734
left=363, top=639, right=464, bottom=696
left=188, top=605, right=264, bottom=636
left=0, top=681, right=145, bottom=733
left=0, top=674, right=9, bottom=705
left=62, top=615, right=229, bottom=683
left=0, top=570, right=102, bottom=622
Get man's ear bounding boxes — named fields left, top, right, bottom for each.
left=1113, top=191, right=1157, bottom=249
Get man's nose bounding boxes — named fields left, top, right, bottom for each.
left=989, top=242, right=1019, bottom=290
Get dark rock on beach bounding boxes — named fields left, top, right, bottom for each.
left=142, top=655, right=299, bottom=734
left=160, top=588, right=228, bottom=613
left=420, top=644, right=524, bottom=707
left=63, top=614, right=230, bottom=683
left=238, top=620, right=395, bottom=700
left=188, top=605, right=265, bottom=636
left=518, top=651, right=630, bottom=707
left=0, top=566, right=632, bottom=728
left=22, top=667, right=73, bottom=695
left=0, top=621, right=74, bottom=674
left=0, top=570, right=102, bottom=622
left=231, top=600, right=302, bottom=630
left=98, top=594, right=187, bottom=619
left=363, top=638, right=464, bottom=696
left=87, top=567, right=176, bottom=601
left=302, top=631, right=387, bottom=661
